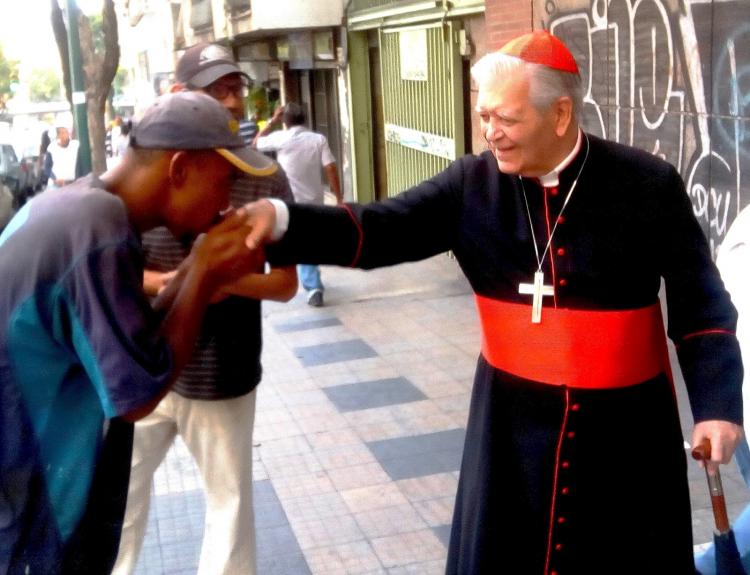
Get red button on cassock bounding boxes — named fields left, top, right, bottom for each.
left=557, top=516, right=566, bottom=524
left=558, top=278, right=568, bottom=286
left=561, top=487, right=569, bottom=495
left=571, top=403, right=580, bottom=411
left=556, top=247, right=566, bottom=256
left=561, top=461, right=570, bottom=469
left=567, top=431, right=575, bottom=439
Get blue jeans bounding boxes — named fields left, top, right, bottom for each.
left=298, top=264, right=323, bottom=292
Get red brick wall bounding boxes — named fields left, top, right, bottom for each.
left=483, top=0, right=533, bottom=51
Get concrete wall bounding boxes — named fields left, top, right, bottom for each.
left=536, top=0, right=750, bottom=255
left=118, top=1, right=177, bottom=115
left=484, top=0, right=532, bottom=50
left=250, top=0, right=345, bottom=30
left=479, top=0, right=750, bottom=255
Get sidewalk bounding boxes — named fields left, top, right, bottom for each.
left=132, top=254, right=750, bottom=574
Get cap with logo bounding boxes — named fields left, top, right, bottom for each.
left=130, top=91, right=277, bottom=177
left=176, top=43, right=252, bottom=89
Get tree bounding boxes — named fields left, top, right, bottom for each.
left=0, top=45, right=20, bottom=111
left=51, top=0, right=119, bottom=175
left=29, top=69, right=63, bottom=103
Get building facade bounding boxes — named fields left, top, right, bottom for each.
left=482, top=0, right=750, bottom=256
left=118, top=0, right=749, bottom=252
left=344, top=0, right=485, bottom=203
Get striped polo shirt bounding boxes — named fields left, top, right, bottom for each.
left=142, top=168, right=294, bottom=400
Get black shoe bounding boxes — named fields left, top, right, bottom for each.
left=307, top=289, right=324, bottom=307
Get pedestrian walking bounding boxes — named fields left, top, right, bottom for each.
left=45, top=123, right=80, bottom=189
left=254, top=102, right=342, bottom=307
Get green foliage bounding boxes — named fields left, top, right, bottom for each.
left=249, top=86, right=279, bottom=121
left=29, top=69, right=63, bottom=102
left=88, top=13, right=106, bottom=54
left=112, top=67, right=128, bottom=94
left=0, top=45, right=20, bottom=107
left=248, top=86, right=266, bottom=115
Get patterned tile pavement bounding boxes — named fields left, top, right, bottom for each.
left=131, top=254, right=750, bottom=574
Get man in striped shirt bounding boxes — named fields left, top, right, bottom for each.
left=113, top=43, right=297, bottom=575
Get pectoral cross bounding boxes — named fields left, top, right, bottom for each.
left=518, top=271, right=555, bottom=324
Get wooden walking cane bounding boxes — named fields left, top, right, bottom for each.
left=692, top=438, right=731, bottom=534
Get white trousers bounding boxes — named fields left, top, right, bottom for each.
left=112, top=389, right=257, bottom=575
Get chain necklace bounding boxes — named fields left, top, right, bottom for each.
left=517, top=133, right=590, bottom=323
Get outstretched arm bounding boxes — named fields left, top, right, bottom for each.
left=252, top=105, right=284, bottom=148
left=124, top=210, right=263, bottom=421
left=213, top=264, right=297, bottom=302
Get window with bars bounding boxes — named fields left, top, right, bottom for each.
left=227, top=0, right=251, bottom=12
left=190, top=0, right=212, bottom=29
left=349, top=0, right=411, bottom=12
left=171, top=2, right=185, bottom=48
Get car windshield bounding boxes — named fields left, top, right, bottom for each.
left=1, top=145, right=18, bottom=162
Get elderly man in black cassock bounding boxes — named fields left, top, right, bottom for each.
left=242, top=31, right=744, bottom=574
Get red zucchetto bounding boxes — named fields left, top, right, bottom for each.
left=499, top=31, right=579, bottom=75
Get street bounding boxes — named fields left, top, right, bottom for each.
left=126, top=253, right=750, bottom=574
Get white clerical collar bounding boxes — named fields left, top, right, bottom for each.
left=538, top=129, right=583, bottom=188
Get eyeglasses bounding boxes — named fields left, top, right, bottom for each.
left=205, top=78, right=250, bottom=100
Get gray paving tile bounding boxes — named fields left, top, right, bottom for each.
left=255, top=478, right=291, bottom=530
left=293, top=338, right=378, bottom=367
left=256, top=523, right=303, bottom=554
left=432, top=524, right=452, bottom=548
left=366, top=429, right=466, bottom=481
left=254, top=479, right=309, bottom=574
left=323, top=377, right=427, bottom=412
left=274, top=316, right=343, bottom=333
left=258, top=551, right=313, bottom=575
left=254, top=477, right=283, bottom=506
left=134, top=480, right=309, bottom=575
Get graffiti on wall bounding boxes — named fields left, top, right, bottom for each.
left=535, top=0, right=750, bottom=254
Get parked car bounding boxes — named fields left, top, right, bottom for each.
left=0, top=143, right=35, bottom=207
left=21, top=154, right=44, bottom=193
left=0, top=182, right=14, bottom=233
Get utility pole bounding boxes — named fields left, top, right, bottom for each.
left=64, top=0, right=92, bottom=174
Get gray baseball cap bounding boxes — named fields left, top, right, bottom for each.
left=130, top=91, right=276, bottom=177
left=176, top=43, right=251, bottom=88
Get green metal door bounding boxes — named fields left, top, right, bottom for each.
left=379, top=22, right=464, bottom=197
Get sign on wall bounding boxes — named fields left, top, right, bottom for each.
left=399, top=28, right=428, bottom=81
left=384, top=123, right=456, bottom=160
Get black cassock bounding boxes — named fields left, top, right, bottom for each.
left=268, top=133, right=742, bottom=575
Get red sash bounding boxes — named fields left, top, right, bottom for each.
left=475, top=296, right=671, bottom=389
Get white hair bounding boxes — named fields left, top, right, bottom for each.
left=470, top=51, right=583, bottom=121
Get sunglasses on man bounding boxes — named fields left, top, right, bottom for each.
left=205, top=77, right=250, bottom=100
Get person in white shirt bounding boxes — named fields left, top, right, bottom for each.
left=46, top=126, right=80, bottom=189
left=254, top=102, right=342, bottom=306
